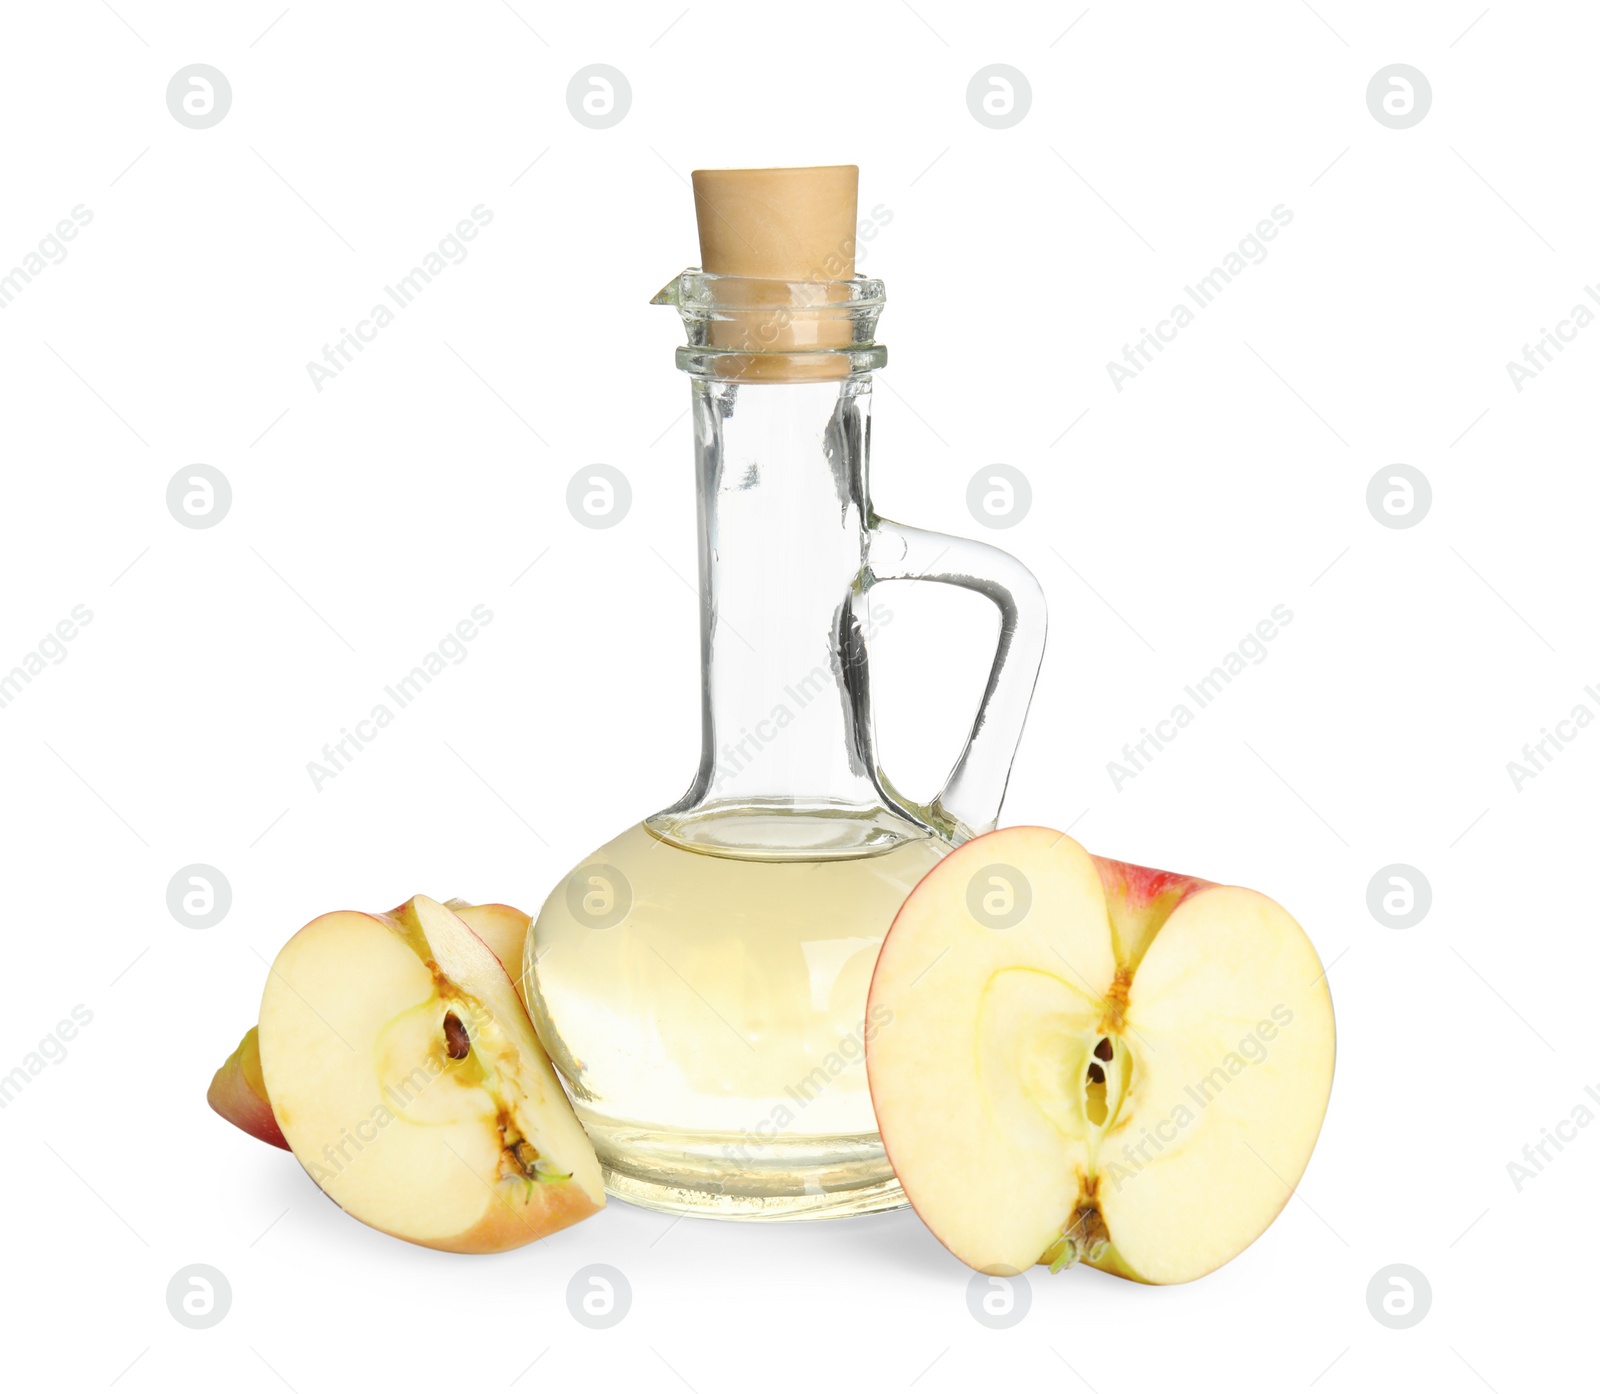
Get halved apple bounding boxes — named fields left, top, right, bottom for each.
left=866, top=827, right=1335, bottom=1284
left=257, top=894, right=603, bottom=1253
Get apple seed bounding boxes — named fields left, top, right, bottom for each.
left=443, top=1011, right=471, bottom=1060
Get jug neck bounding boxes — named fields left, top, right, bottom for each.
left=650, top=374, right=925, bottom=859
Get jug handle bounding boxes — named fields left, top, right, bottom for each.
left=855, top=517, right=1047, bottom=845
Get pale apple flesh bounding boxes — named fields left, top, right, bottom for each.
left=206, top=1027, right=289, bottom=1150
left=866, top=827, right=1336, bottom=1284
left=257, top=895, right=603, bottom=1253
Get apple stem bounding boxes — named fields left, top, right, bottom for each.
left=1044, top=1204, right=1111, bottom=1273
left=1045, top=1236, right=1079, bottom=1273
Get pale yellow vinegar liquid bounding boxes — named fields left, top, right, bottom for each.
left=523, top=819, right=949, bottom=1218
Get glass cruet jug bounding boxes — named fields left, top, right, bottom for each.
left=523, top=173, right=1046, bottom=1219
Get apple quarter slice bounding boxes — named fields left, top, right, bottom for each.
left=867, top=827, right=1335, bottom=1283
left=258, top=895, right=603, bottom=1253
left=208, top=900, right=535, bottom=1153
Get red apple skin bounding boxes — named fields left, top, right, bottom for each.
left=1087, top=848, right=1214, bottom=973
left=1092, top=854, right=1211, bottom=912
left=207, top=1027, right=290, bottom=1151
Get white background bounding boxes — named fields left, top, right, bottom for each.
left=2, top=1, right=1594, bottom=1389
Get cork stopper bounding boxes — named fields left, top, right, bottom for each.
left=691, top=165, right=859, bottom=281
left=684, top=165, right=864, bottom=379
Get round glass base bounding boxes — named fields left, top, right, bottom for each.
left=582, top=1114, right=908, bottom=1221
